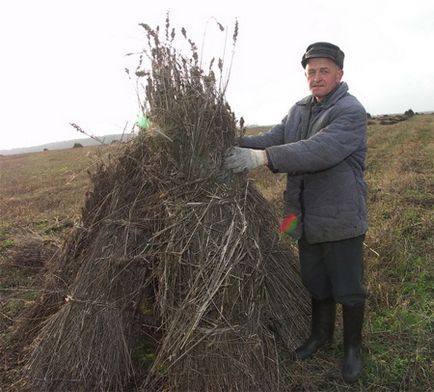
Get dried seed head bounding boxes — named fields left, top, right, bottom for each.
left=218, top=58, right=223, bottom=72
left=233, top=20, right=239, bottom=45
left=165, top=12, right=170, bottom=41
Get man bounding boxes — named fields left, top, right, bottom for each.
left=224, top=42, right=367, bottom=384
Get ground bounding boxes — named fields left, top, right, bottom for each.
left=1, top=115, right=433, bottom=391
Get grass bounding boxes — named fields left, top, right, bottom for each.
left=1, top=115, right=433, bottom=391
left=359, top=115, right=433, bottom=391
left=0, top=146, right=111, bottom=226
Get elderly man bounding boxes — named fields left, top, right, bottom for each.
left=224, top=42, right=367, bottom=384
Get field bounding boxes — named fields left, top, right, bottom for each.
left=1, top=115, right=433, bottom=391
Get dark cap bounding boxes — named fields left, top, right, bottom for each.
left=301, top=42, right=345, bottom=69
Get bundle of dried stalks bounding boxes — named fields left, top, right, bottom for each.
left=144, top=178, right=309, bottom=391
left=18, top=17, right=309, bottom=391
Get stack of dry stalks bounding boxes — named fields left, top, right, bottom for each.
left=16, top=17, right=309, bottom=391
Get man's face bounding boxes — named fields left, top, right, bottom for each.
left=305, top=57, right=343, bottom=102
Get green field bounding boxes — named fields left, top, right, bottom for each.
left=1, top=115, right=433, bottom=391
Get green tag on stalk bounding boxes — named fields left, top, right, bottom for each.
left=137, top=115, right=150, bottom=129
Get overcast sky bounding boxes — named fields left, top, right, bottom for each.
left=1, top=0, right=433, bottom=150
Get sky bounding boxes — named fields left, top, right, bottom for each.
left=0, top=0, right=433, bottom=150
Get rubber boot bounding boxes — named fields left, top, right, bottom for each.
left=342, top=303, right=364, bottom=383
left=294, top=297, right=336, bottom=360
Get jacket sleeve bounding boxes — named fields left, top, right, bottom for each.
left=266, top=102, right=366, bottom=173
left=238, top=116, right=287, bottom=149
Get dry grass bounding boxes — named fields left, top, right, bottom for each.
left=0, top=146, right=110, bottom=226
left=360, top=116, right=433, bottom=391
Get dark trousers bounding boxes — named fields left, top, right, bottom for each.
left=298, top=235, right=366, bottom=306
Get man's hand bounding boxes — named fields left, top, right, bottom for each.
left=224, top=147, right=267, bottom=173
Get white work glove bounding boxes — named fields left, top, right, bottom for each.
left=224, top=147, right=267, bottom=173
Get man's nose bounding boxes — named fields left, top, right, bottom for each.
left=313, top=72, right=323, bottom=82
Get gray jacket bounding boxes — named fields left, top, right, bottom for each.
left=239, top=82, right=368, bottom=244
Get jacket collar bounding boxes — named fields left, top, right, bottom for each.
left=296, top=82, right=349, bottom=108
